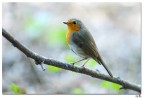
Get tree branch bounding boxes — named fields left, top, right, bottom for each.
left=2, top=28, right=141, bottom=93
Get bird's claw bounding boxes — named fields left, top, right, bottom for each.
left=81, top=65, right=86, bottom=69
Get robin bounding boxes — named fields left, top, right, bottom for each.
left=63, top=18, right=113, bottom=77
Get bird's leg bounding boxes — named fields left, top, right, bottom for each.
left=82, top=59, right=89, bottom=68
left=70, top=58, right=87, bottom=65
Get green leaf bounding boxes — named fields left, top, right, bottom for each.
left=87, top=59, right=97, bottom=68
left=47, top=27, right=67, bottom=46
left=101, top=81, right=121, bottom=91
left=64, top=54, right=76, bottom=63
left=24, top=17, right=43, bottom=39
left=46, top=65, right=61, bottom=73
left=9, top=83, right=19, bottom=94
left=70, top=88, right=84, bottom=94
left=9, top=83, right=25, bottom=94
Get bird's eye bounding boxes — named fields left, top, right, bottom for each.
left=73, top=21, right=76, bottom=24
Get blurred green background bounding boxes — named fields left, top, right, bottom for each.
left=2, top=2, right=141, bottom=94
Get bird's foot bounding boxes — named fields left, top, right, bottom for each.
left=81, top=65, right=86, bottom=69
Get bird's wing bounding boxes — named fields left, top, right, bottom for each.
left=71, top=31, right=102, bottom=64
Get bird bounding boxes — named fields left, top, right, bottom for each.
left=63, top=18, right=113, bottom=77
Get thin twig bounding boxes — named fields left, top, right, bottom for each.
left=2, top=28, right=141, bottom=93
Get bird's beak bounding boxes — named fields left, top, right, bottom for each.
left=63, top=22, right=68, bottom=24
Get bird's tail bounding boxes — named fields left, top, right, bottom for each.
left=94, top=57, right=113, bottom=78
left=101, top=61, right=113, bottom=78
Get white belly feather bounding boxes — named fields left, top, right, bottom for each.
left=69, top=43, right=89, bottom=58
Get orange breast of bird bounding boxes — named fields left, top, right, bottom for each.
left=66, top=28, right=74, bottom=44
left=66, top=25, right=80, bottom=44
